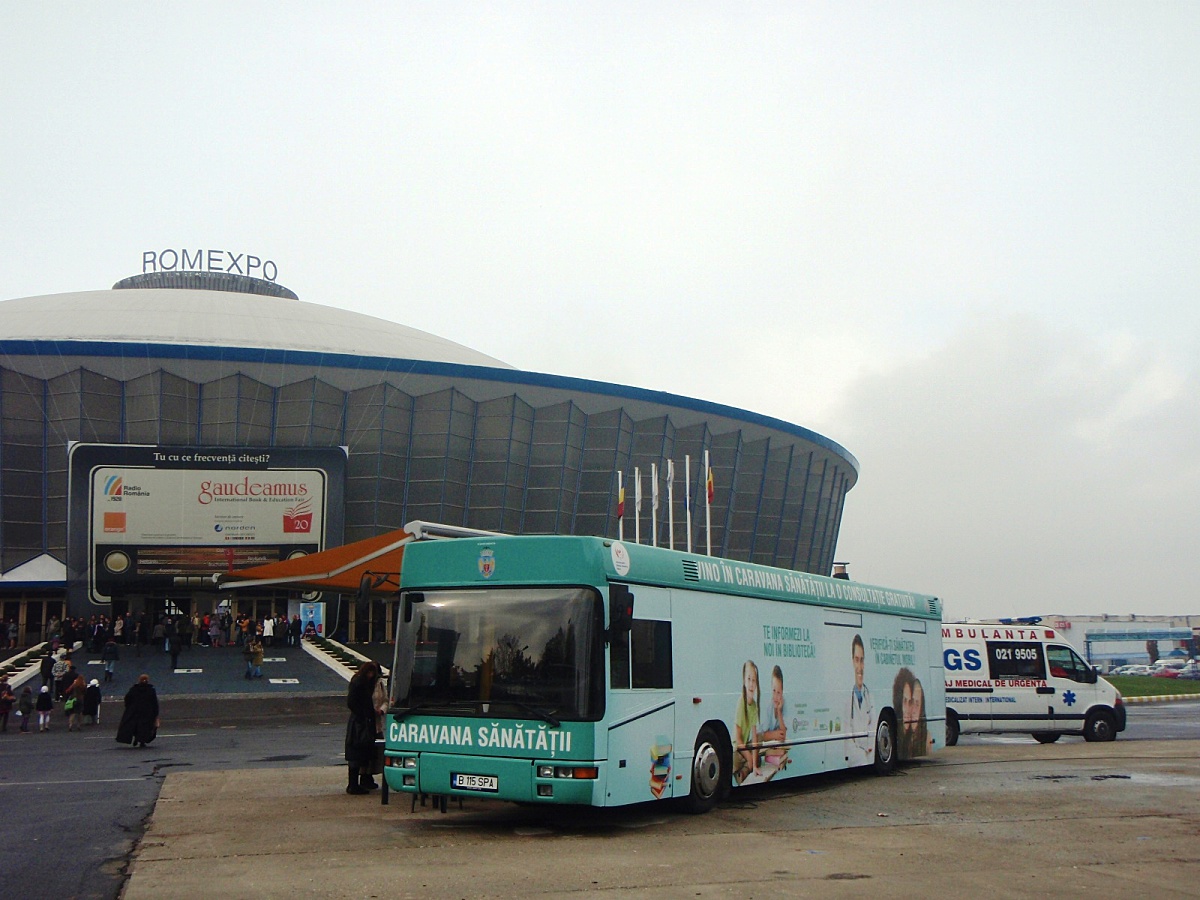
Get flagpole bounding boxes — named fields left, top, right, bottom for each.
left=650, top=463, right=658, bottom=547
left=634, top=466, right=642, bottom=545
left=666, top=459, right=675, bottom=550
left=685, top=454, right=692, bottom=554
left=617, top=470, right=624, bottom=541
left=704, top=449, right=713, bottom=556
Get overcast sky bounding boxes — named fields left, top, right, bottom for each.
left=3, top=4, right=1198, bottom=620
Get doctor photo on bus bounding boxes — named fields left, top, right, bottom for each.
left=846, top=634, right=874, bottom=766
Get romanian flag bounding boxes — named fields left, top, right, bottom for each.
left=618, top=485, right=625, bottom=519
left=706, top=467, right=715, bottom=505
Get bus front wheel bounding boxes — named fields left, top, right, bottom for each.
left=873, top=713, right=896, bottom=775
left=945, top=711, right=960, bottom=747
left=687, top=726, right=729, bottom=814
left=1032, top=732, right=1061, bottom=744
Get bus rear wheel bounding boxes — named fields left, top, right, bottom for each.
left=687, top=726, right=729, bottom=814
left=1032, top=732, right=1060, bottom=744
left=873, top=713, right=896, bottom=775
left=945, top=711, right=960, bottom=747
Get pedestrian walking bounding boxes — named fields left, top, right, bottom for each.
left=83, top=679, right=102, bottom=725
left=102, top=636, right=120, bottom=682
left=51, top=652, right=70, bottom=699
left=35, top=685, right=53, bottom=732
left=116, top=674, right=159, bottom=748
left=168, top=631, right=182, bottom=670
left=250, top=637, right=264, bottom=678
left=17, top=685, right=33, bottom=733
left=39, top=650, right=55, bottom=690
left=63, top=674, right=85, bottom=732
left=0, top=677, right=14, bottom=732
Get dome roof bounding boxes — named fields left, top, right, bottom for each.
left=0, top=289, right=513, bottom=369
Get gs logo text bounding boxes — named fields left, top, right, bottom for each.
left=944, top=648, right=983, bottom=671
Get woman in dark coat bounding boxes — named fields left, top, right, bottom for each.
left=116, top=674, right=159, bottom=747
left=344, top=661, right=381, bottom=795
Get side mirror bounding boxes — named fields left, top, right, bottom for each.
left=608, top=584, right=634, bottom=639
left=402, top=591, right=425, bottom=624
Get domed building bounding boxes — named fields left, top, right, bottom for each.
left=0, top=268, right=859, bottom=642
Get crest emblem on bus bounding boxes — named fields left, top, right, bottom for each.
left=610, top=541, right=631, bottom=576
left=478, top=547, right=496, bottom=579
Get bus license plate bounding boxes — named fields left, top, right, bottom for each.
left=452, top=773, right=498, bottom=792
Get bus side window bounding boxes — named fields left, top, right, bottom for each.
left=631, top=620, right=673, bottom=689
left=611, top=630, right=631, bottom=690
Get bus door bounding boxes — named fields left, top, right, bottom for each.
left=605, top=586, right=675, bottom=806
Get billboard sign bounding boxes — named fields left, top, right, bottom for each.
left=68, top=444, right=347, bottom=606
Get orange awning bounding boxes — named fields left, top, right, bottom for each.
left=214, top=528, right=414, bottom=595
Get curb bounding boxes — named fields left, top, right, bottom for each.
left=1123, top=692, right=1200, bottom=704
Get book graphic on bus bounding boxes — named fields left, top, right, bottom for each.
left=649, top=741, right=672, bottom=798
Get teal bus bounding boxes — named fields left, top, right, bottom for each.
left=384, top=534, right=943, bottom=812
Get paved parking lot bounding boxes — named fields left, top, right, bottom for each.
left=124, top=738, right=1200, bottom=899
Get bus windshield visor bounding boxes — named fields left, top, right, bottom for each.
left=390, top=587, right=604, bottom=721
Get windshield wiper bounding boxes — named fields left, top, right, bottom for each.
left=490, top=698, right=561, bottom=728
left=390, top=701, right=476, bottom=721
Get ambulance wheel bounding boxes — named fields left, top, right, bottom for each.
left=1084, top=710, right=1117, bottom=743
left=687, top=726, right=729, bottom=814
left=945, top=712, right=960, bottom=747
left=873, top=713, right=896, bottom=774
left=1032, top=732, right=1060, bottom=744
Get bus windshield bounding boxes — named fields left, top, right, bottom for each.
left=390, top=586, right=604, bottom=722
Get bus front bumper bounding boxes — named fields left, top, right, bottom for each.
left=384, top=752, right=602, bottom=805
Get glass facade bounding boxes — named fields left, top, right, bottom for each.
left=1, top=362, right=855, bottom=573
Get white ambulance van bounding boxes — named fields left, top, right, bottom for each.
left=942, top=621, right=1126, bottom=745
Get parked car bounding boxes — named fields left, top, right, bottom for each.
left=1115, top=665, right=1154, bottom=676
left=1152, top=667, right=1181, bottom=678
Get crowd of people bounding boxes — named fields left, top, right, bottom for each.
left=0, top=661, right=154, bottom=740
left=0, top=608, right=316, bottom=738
left=23, top=610, right=308, bottom=656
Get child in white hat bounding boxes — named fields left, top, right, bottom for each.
left=35, top=685, right=53, bottom=732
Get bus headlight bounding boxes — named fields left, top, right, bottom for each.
left=537, top=765, right=599, bottom=780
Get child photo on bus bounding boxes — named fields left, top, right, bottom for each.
left=846, top=634, right=874, bottom=766
left=759, top=665, right=790, bottom=773
left=733, top=659, right=761, bottom=783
